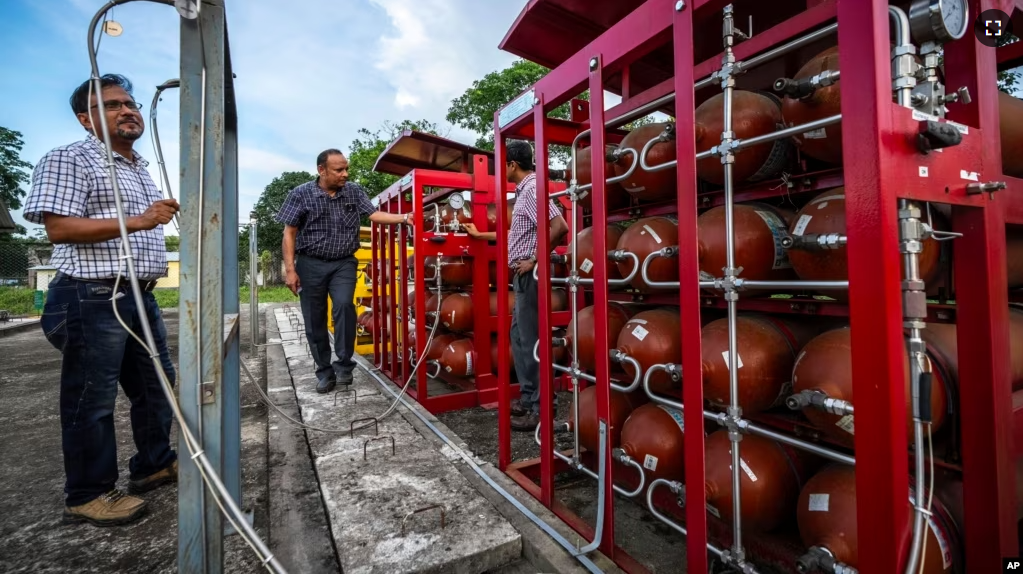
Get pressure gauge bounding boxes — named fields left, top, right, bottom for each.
left=447, top=193, right=465, bottom=210
left=909, top=0, right=969, bottom=44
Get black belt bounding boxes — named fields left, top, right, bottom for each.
left=74, top=276, right=158, bottom=292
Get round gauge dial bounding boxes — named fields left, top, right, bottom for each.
left=909, top=0, right=969, bottom=43
left=447, top=193, right=465, bottom=210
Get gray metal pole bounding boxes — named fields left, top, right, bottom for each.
left=249, top=215, right=259, bottom=355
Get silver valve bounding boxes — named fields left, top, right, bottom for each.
left=940, top=86, right=972, bottom=105
left=965, top=181, right=1007, bottom=195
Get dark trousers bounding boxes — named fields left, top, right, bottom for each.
left=41, top=274, right=177, bottom=507
left=296, top=254, right=358, bottom=382
left=511, top=271, right=557, bottom=415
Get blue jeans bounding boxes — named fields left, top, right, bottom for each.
left=511, top=271, right=557, bottom=415
left=41, top=273, right=177, bottom=507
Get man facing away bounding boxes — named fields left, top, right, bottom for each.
left=276, top=150, right=411, bottom=394
left=23, top=74, right=181, bottom=526
left=463, top=140, right=568, bottom=431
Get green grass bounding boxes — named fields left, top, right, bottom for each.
left=0, top=286, right=298, bottom=314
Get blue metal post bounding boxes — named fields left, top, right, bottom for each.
left=178, top=1, right=240, bottom=572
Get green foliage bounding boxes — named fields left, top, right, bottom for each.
left=0, top=127, right=33, bottom=212
left=0, top=287, right=36, bottom=315
left=996, top=35, right=1022, bottom=95
left=164, top=235, right=180, bottom=252
left=446, top=60, right=588, bottom=151
left=242, top=171, right=316, bottom=260
left=150, top=286, right=297, bottom=310
left=347, top=119, right=441, bottom=199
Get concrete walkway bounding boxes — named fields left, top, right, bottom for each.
left=269, top=305, right=522, bottom=574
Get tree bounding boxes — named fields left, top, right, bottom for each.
left=241, top=171, right=316, bottom=263
left=997, top=35, right=1022, bottom=96
left=1, top=127, right=33, bottom=236
left=164, top=235, right=180, bottom=252
left=347, top=119, right=442, bottom=199
left=446, top=60, right=588, bottom=152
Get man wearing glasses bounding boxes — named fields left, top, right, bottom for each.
left=24, top=74, right=180, bottom=526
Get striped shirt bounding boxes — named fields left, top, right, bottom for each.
left=507, top=173, right=561, bottom=268
left=275, top=179, right=376, bottom=260
left=23, top=134, right=168, bottom=281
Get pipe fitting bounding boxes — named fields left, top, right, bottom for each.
left=786, top=390, right=855, bottom=416
left=782, top=233, right=847, bottom=251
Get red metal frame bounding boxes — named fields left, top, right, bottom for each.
left=492, top=0, right=1022, bottom=573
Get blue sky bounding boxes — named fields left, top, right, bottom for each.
left=0, top=0, right=532, bottom=235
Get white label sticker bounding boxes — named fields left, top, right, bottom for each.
left=808, top=493, right=830, bottom=512
left=465, top=352, right=474, bottom=376
left=624, top=185, right=646, bottom=193
left=919, top=166, right=929, bottom=177
left=740, top=458, right=758, bottom=482
left=753, top=210, right=792, bottom=269
left=628, top=318, right=648, bottom=325
left=722, top=350, right=744, bottom=370
left=960, top=170, right=980, bottom=181
left=657, top=405, right=685, bottom=434
left=642, top=224, right=663, bottom=244
left=632, top=325, right=650, bottom=341
left=445, top=365, right=453, bottom=373
left=578, top=189, right=590, bottom=200
left=792, top=214, right=813, bottom=236
left=816, top=202, right=829, bottom=210
left=706, top=503, right=721, bottom=518
left=580, top=258, right=594, bottom=273
left=912, top=109, right=940, bottom=122
left=929, top=517, right=953, bottom=569
left=835, top=414, right=855, bottom=435
left=945, top=120, right=969, bottom=135
left=643, top=454, right=659, bottom=471
left=802, top=128, right=827, bottom=139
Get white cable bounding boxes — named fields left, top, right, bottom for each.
left=917, top=423, right=935, bottom=574
left=87, top=1, right=283, bottom=571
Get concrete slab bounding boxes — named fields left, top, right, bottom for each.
left=276, top=304, right=521, bottom=574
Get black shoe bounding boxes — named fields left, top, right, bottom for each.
left=337, top=372, right=354, bottom=385
left=511, top=412, right=541, bottom=432
left=317, top=376, right=337, bottom=394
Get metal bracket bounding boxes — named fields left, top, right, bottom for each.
left=350, top=417, right=379, bottom=438
left=200, top=381, right=216, bottom=404
left=401, top=504, right=447, bottom=535
left=363, top=435, right=396, bottom=460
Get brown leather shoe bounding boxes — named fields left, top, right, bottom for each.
left=63, top=490, right=148, bottom=526
left=510, top=399, right=527, bottom=417
left=128, top=460, right=178, bottom=494
left=511, top=411, right=541, bottom=432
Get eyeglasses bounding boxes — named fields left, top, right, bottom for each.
left=91, top=101, right=143, bottom=112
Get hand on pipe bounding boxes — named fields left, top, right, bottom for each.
left=130, top=198, right=180, bottom=231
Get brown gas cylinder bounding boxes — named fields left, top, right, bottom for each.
left=572, top=385, right=639, bottom=454
left=488, top=260, right=499, bottom=286
left=489, top=290, right=516, bottom=317
left=921, top=306, right=1024, bottom=391
left=572, top=144, right=630, bottom=211
left=695, top=91, right=790, bottom=185
left=551, top=288, right=569, bottom=312
left=422, top=292, right=443, bottom=319
left=797, top=465, right=960, bottom=573
left=702, top=315, right=819, bottom=415
left=781, top=47, right=843, bottom=165
left=409, top=332, right=458, bottom=363
left=620, top=403, right=687, bottom=482
left=356, top=310, right=374, bottom=335
left=791, top=327, right=949, bottom=448
left=571, top=225, right=625, bottom=282
left=440, top=338, right=476, bottom=377
left=614, top=123, right=677, bottom=202
left=439, top=292, right=474, bottom=332
left=616, top=217, right=679, bottom=291
left=426, top=256, right=473, bottom=286
left=567, top=303, right=635, bottom=373
left=786, top=190, right=945, bottom=300
left=437, top=203, right=472, bottom=230
left=704, top=430, right=803, bottom=532
left=1000, top=91, right=1023, bottom=178
left=1009, top=226, right=1023, bottom=290
left=490, top=334, right=513, bottom=374
left=698, top=204, right=794, bottom=283
left=616, top=308, right=681, bottom=396
left=487, top=198, right=516, bottom=231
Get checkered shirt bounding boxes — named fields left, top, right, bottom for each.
left=507, top=173, right=561, bottom=268
left=275, top=179, right=376, bottom=260
left=23, top=134, right=168, bottom=281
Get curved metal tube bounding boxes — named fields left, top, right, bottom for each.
left=533, top=423, right=646, bottom=498
left=639, top=133, right=677, bottom=173
left=149, top=78, right=180, bottom=231
left=610, top=350, right=642, bottom=393
left=889, top=5, right=913, bottom=107
left=646, top=479, right=726, bottom=558
left=572, top=250, right=639, bottom=287
left=575, top=147, right=639, bottom=193
left=641, top=248, right=681, bottom=289
left=426, top=360, right=442, bottom=379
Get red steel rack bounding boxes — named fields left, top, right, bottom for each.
left=491, top=1, right=1023, bottom=573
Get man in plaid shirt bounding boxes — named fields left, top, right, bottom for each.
left=23, top=74, right=180, bottom=527
left=276, top=150, right=411, bottom=394
left=464, top=140, right=568, bottom=430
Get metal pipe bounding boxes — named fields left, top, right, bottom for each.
left=574, top=147, right=639, bottom=194
left=733, top=279, right=850, bottom=291
left=733, top=114, right=842, bottom=153
left=574, top=421, right=607, bottom=555
left=149, top=78, right=181, bottom=231
left=889, top=5, right=914, bottom=107
left=610, top=350, right=643, bottom=392
left=786, top=389, right=855, bottom=416
left=355, top=358, right=604, bottom=574
left=249, top=217, right=258, bottom=355
left=736, top=22, right=839, bottom=76
left=533, top=423, right=646, bottom=498
left=572, top=250, right=640, bottom=287
left=646, top=479, right=727, bottom=558
left=641, top=247, right=681, bottom=289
